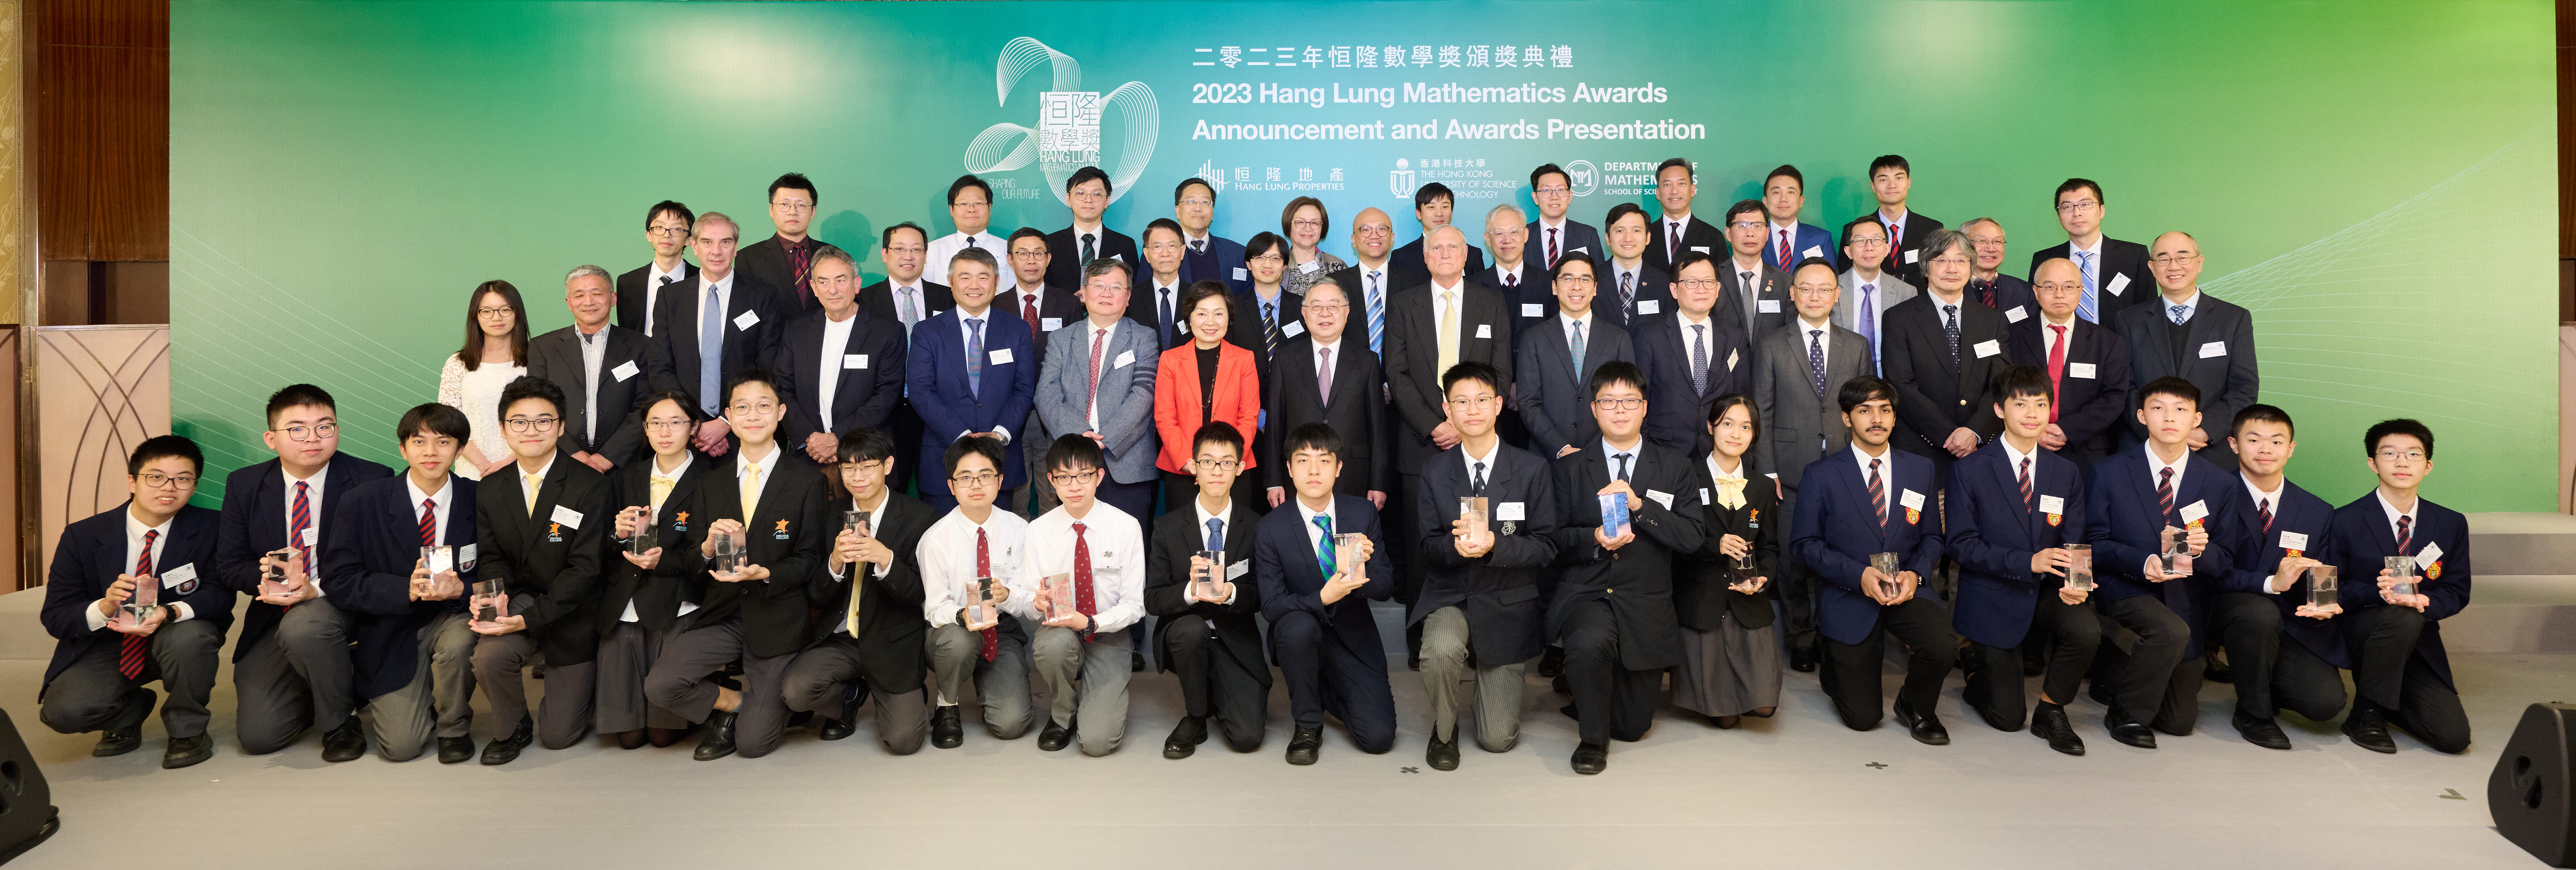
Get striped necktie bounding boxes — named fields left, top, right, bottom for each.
left=117, top=530, right=158, bottom=678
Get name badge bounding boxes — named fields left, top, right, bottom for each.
left=733, top=310, right=761, bottom=331
left=2179, top=500, right=2210, bottom=525
left=1972, top=340, right=2001, bottom=359
left=2106, top=273, right=2130, bottom=296
left=2005, top=305, right=2028, bottom=323
left=1113, top=350, right=1135, bottom=369
left=1699, top=488, right=1712, bottom=505
left=988, top=348, right=1015, bottom=365
left=611, top=360, right=640, bottom=382
left=1233, top=267, right=1249, bottom=281
left=1041, top=317, right=1063, bottom=332
left=1899, top=490, right=1926, bottom=511
left=2279, top=530, right=2309, bottom=551
left=160, top=562, right=199, bottom=590
left=1226, top=559, right=1250, bottom=580
left=1903, top=249, right=1921, bottom=264
left=1111, top=253, right=1125, bottom=263
left=1297, top=260, right=1321, bottom=275
left=1645, top=489, right=1675, bottom=510
left=1726, top=348, right=1740, bottom=370
left=2070, top=362, right=2098, bottom=379
left=1475, top=324, right=1492, bottom=339
left=301, top=527, right=318, bottom=547
left=2198, top=342, right=2227, bottom=359
left=458, top=544, right=479, bottom=570
left=2038, top=494, right=2065, bottom=514
left=1758, top=299, right=1780, bottom=313
left=1496, top=502, right=1526, bottom=521
left=1800, top=246, right=1823, bottom=259
left=1283, top=320, right=1306, bottom=337
left=1637, top=300, right=1661, bottom=316
left=1522, top=303, right=1545, bottom=318
left=550, top=505, right=584, bottom=529
left=844, top=354, right=868, bottom=369
left=1690, top=246, right=1711, bottom=254
left=2415, top=541, right=2444, bottom=567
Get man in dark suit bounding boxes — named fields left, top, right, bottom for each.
left=2117, top=231, right=2260, bottom=468
left=531, top=265, right=655, bottom=471
left=736, top=172, right=824, bottom=314
left=1388, top=182, right=1489, bottom=289
left=1790, top=376, right=1954, bottom=745
left=1146, top=422, right=1271, bottom=757
left=2209, top=404, right=2345, bottom=751
left=1636, top=252, right=1751, bottom=457
left=1474, top=203, right=1550, bottom=337
left=785, top=427, right=936, bottom=754
left=1044, top=165, right=1138, bottom=291
left=1517, top=258, right=1634, bottom=460
left=771, top=247, right=904, bottom=469
left=1752, top=260, right=1873, bottom=671
left=1715, top=199, right=1794, bottom=351
left=319, top=404, right=480, bottom=763
left=1264, top=282, right=1388, bottom=507
left=1257, top=423, right=1397, bottom=765
left=1963, top=218, right=2038, bottom=320
left=1173, top=177, right=1250, bottom=295
left=1130, top=219, right=1194, bottom=352
left=1410, top=362, right=1559, bottom=770
left=1644, top=157, right=1723, bottom=275
left=1597, top=203, right=1672, bottom=335
left=1548, top=362, right=1706, bottom=774
left=1838, top=155, right=1942, bottom=285
left=2083, top=377, right=2252, bottom=748
left=600, top=392, right=709, bottom=750
left=2327, top=418, right=2471, bottom=755
left=1943, top=367, right=2093, bottom=755
left=1382, top=225, right=1513, bottom=658
left=2026, top=179, right=2153, bottom=327
left=1528, top=163, right=1604, bottom=272
left=1327, top=207, right=1401, bottom=360
left=859, top=221, right=953, bottom=495
left=1760, top=165, right=1835, bottom=273
left=618, top=200, right=698, bottom=336
left=906, top=247, right=1038, bottom=513
left=647, top=211, right=788, bottom=459
left=1881, top=229, right=2008, bottom=483
left=1005, top=226, right=1090, bottom=514
left=467, top=377, right=611, bottom=764
left=2006, top=258, right=2132, bottom=469
left=39, top=436, right=229, bottom=768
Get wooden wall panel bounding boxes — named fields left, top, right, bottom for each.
left=34, top=0, right=165, bottom=263
left=33, top=324, right=165, bottom=577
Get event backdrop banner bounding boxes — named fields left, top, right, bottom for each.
left=172, top=0, right=2554, bottom=510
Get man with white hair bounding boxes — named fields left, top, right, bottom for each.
left=528, top=264, right=657, bottom=471
left=1473, top=203, right=1550, bottom=337
left=1383, top=224, right=1514, bottom=667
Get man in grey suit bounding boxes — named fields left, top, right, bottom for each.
left=2116, top=230, right=2259, bottom=468
left=528, top=265, right=655, bottom=471
left=1036, top=258, right=1160, bottom=524
left=1835, top=217, right=1915, bottom=378
left=1754, top=258, right=1873, bottom=671
left=1714, top=199, right=1795, bottom=355
left=1516, top=257, right=1634, bottom=459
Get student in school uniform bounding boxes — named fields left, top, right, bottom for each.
left=1943, top=366, right=2094, bottom=755
left=1020, top=435, right=1149, bottom=756
left=784, top=427, right=937, bottom=754
left=2209, top=404, right=2344, bottom=751
left=1673, top=394, right=1781, bottom=731
left=1144, top=422, right=1271, bottom=758
left=1411, top=362, right=1559, bottom=771
left=467, top=376, right=612, bottom=764
left=918, top=437, right=1039, bottom=748
left=602, top=391, right=711, bottom=750
left=1257, top=423, right=1396, bottom=765
left=39, top=436, right=229, bottom=769
left=2327, top=418, right=2473, bottom=755
left=1790, top=375, right=1953, bottom=746
left=318, top=403, right=481, bottom=763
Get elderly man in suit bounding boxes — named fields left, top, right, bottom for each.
left=1963, top=218, right=2038, bottom=320
left=1387, top=183, right=1489, bottom=290
left=1037, top=258, right=1161, bottom=526
left=2006, top=257, right=2133, bottom=469
left=1880, top=229, right=2008, bottom=485
left=771, top=247, right=905, bottom=468
left=1264, top=281, right=1388, bottom=507
left=1753, top=258, right=1872, bottom=671
left=531, top=265, right=655, bottom=473
left=1836, top=217, right=1915, bottom=379
left=645, top=212, right=788, bottom=457
left=2117, top=231, right=2260, bottom=469
left=1383, top=224, right=1513, bottom=666
left=1517, top=257, right=1634, bottom=460
left=1714, top=199, right=1794, bottom=354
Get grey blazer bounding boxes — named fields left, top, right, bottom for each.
left=1716, top=259, right=1795, bottom=353
left=1036, top=316, right=1162, bottom=484
left=1834, top=269, right=1917, bottom=374
left=1514, top=314, right=1637, bottom=457
left=1750, top=321, right=1871, bottom=489
left=526, top=324, right=655, bottom=465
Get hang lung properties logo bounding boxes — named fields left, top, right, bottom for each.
left=963, top=37, right=1161, bottom=206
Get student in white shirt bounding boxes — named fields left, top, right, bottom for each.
left=918, top=437, right=1038, bottom=748
left=1020, top=435, right=1147, bottom=755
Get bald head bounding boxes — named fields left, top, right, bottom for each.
left=2032, top=257, right=2084, bottom=322
left=1351, top=207, right=1395, bottom=263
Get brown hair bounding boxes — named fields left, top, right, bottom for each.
left=458, top=280, right=529, bottom=371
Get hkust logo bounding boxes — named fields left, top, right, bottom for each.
left=1388, top=158, right=1416, bottom=197
left=964, top=37, right=1161, bottom=207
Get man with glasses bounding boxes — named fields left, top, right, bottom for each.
left=1410, top=361, right=1558, bottom=771
left=1752, top=259, right=1871, bottom=672
left=1389, top=183, right=1489, bottom=291
left=907, top=247, right=1037, bottom=514
left=1518, top=258, right=1634, bottom=460
left=1020, top=435, right=1149, bottom=755
left=467, top=377, right=611, bottom=765
left=1263, top=282, right=1388, bottom=508
left=1644, top=158, right=1720, bottom=275
left=1961, top=218, right=2037, bottom=320
left=785, top=427, right=938, bottom=754
left=1835, top=217, right=1914, bottom=377
left=646, top=211, right=787, bottom=459
left=859, top=221, right=951, bottom=494
left=618, top=200, right=697, bottom=335
left=1637, top=252, right=1749, bottom=457
left=927, top=175, right=1009, bottom=290
left=1172, top=177, right=1250, bottom=295
left=2326, top=419, right=2471, bottom=754
left=1475, top=203, right=1548, bottom=336
left=1036, top=259, right=1161, bottom=524
left=2006, top=258, right=2132, bottom=469
left=530, top=265, right=653, bottom=473
left=739, top=172, right=825, bottom=313
left=2027, top=179, right=2152, bottom=326
left=1760, top=165, right=1833, bottom=273
left=1716, top=198, right=1793, bottom=350
left=1879, top=229, right=2007, bottom=483
left=1144, top=422, right=1271, bottom=758
left=1131, top=219, right=1194, bottom=352
left=2116, top=231, right=2258, bottom=467
left=1326, top=208, right=1401, bottom=358
left=917, top=437, right=1038, bottom=748
left=1839, top=155, right=1943, bottom=286
left=1044, top=166, right=1138, bottom=292
left=1001, top=227, right=1083, bottom=513
left=773, top=246, right=904, bottom=467
left=1384, top=225, right=1512, bottom=667
left=1526, top=163, right=1603, bottom=272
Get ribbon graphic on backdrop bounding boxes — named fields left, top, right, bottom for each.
left=963, top=37, right=1159, bottom=206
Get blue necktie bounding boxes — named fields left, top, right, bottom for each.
left=1205, top=517, right=1224, bottom=552
left=1313, top=514, right=1336, bottom=577
left=1365, top=271, right=1385, bottom=355
left=2076, top=251, right=2099, bottom=323
left=1857, top=284, right=1879, bottom=376
left=2170, top=304, right=2188, bottom=326
left=965, top=317, right=985, bottom=398
left=698, top=284, right=724, bottom=415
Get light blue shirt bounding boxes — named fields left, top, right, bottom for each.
left=2162, top=290, right=2202, bottom=325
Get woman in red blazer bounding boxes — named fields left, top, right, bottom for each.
left=1155, top=280, right=1263, bottom=515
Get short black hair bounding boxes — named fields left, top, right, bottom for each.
left=723, top=368, right=786, bottom=407
left=1143, top=217, right=1186, bottom=244
left=1284, top=422, right=1343, bottom=458
left=1242, top=231, right=1289, bottom=263
left=2136, top=376, right=2201, bottom=410
left=841, top=427, right=898, bottom=463
left=265, top=383, right=337, bottom=427
left=2364, top=418, right=2435, bottom=460
left=1044, top=432, right=1107, bottom=472
left=1530, top=163, right=1569, bottom=189
left=1723, top=198, right=1765, bottom=226
left=1846, top=214, right=1888, bottom=238
left=2232, top=403, right=2294, bottom=438
left=768, top=172, right=817, bottom=206
left=1066, top=165, right=1112, bottom=196
left=947, top=174, right=992, bottom=206
left=1791, top=256, right=1838, bottom=278
left=1007, top=226, right=1048, bottom=249
left=1992, top=364, right=2052, bottom=404
left=943, top=432, right=1006, bottom=477
left=1192, top=420, right=1245, bottom=459
left=1588, top=360, right=1647, bottom=400
left=1083, top=258, right=1132, bottom=285
left=1765, top=164, right=1803, bottom=191
left=1655, top=157, right=1693, bottom=181
left=646, top=200, right=695, bottom=230
left=638, top=390, right=701, bottom=426
left=1441, top=360, right=1504, bottom=398
left=1669, top=250, right=1719, bottom=280
left=128, top=434, right=203, bottom=476
left=397, top=402, right=471, bottom=444
left=497, top=375, right=566, bottom=418
left=1837, top=375, right=1896, bottom=413
left=1603, top=201, right=1650, bottom=230
left=2055, top=178, right=2103, bottom=206
left=1708, top=391, right=1759, bottom=432
left=1548, top=254, right=1596, bottom=282
left=1179, top=280, right=1232, bottom=321
left=1868, top=155, right=1911, bottom=178
left=881, top=221, right=928, bottom=250
left=1174, top=177, right=1216, bottom=203
left=1413, top=182, right=1455, bottom=212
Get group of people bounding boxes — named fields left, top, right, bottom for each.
left=37, top=156, right=2472, bottom=777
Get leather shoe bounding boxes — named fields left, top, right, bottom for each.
left=2030, top=704, right=2085, bottom=756
left=2342, top=701, right=2397, bottom=753
left=481, top=714, right=534, bottom=765
left=1164, top=715, right=1208, bottom=760
left=2105, top=706, right=2157, bottom=749
left=818, top=691, right=863, bottom=741
left=1570, top=741, right=1608, bottom=775
left=1536, top=645, right=1565, bottom=678
left=693, top=710, right=739, bottom=761
left=1038, top=716, right=1075, bottom=752
left=2234, top=710, right=2292, bottom=750
left=1285, top=726, right=1322, bottom=766
left=1425, top=733, right=1460, bottom=771
left=162, top=735, right=213, bottom=769
left=930, top=705, right=964, bottom=749
left=1788, top=645, right=1817, bottom=673
left=321, top=717, right=367, bottom=763
left=1892, top=699, right=1949, bottom=746
left=436, top=736, right=476, bottom=764
left=93, top=727, right=142, bottom=758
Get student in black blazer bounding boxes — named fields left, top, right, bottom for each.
left=2209, top=404, right=2344, bottom=751
left=1548, top=362, right=1706, bottom=774
left=1643, top=158, right=1723, bottom=275
left=1635, top=253, right=1753, bottom=458
left=647, top=212, right=789, bottom=456
left=319, top=403, right=481, bottom=763
left=2117, top=232, right=2260, bottom=468
left=1673, top=395, right=1781, bottom=730
left=1527, top=163, right=1604, bottom=273
left=1386, top=183, right=1489, bottom=290
left=2326, top=418, right=2471, bottom=755
left=531, top=266, right=657, bottom=470
left=1145, top=422, right=1271, bottom=758
left=1044, top=167, right=1140, bottom=290
left=38, top=436, right=229, bottom=768
left=214, top=385, right=395, bottom=761
left=1256, top=423, right=1397, bottom=765
left=1262, top=282, right=1388, bottom=506
left=616, top=200, right=698, bottom=335
left=1597, top=203, right=1674, bottom=335
left=467, top=377, right=611, bottom=764
left=2006, top=258, right=2134, bottom=469
left=1789, top=377, right=1953, bottom=745
left=1880, top=230, right=2009, bottom=482
left=1943, top=367, right=2094, bottom=755
left=771, top=247, right=906, bottom=468
left=1517, top=258, right=1635, bottom=459
left=785, top=428, right=937, bottom=754
left=1383, top=225, right=1514, bottom=641
left=601, top=392, right=710, bottom=750
left=2026, top=180, right=2154, bottom=327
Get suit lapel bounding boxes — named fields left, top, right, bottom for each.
left=1831, top=456, right=1886, bottom=543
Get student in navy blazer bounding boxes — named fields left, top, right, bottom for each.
left=39, top=436, right=230, bottom=767
left=1943, top=367, right=2093, bottom=753
left=319, top=404, right=482, bottom=763
left=1789, top=376, right=1953, bottom=743
left=2325, top=418, right=2471, bottom=754
left=2207, top=405, right=2346, bottom=752
left=2082, top=377, right=2249, bottom=748
left=905, top=247, right=1038, bottom=512
left=1256, top=423, right=1397, bottom=763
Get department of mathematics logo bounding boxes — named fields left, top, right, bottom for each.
left=1564, top=160, right=1599, bottom=197
left=1389, top=159, right=1416, bottom=197
left=963, top=37, right=1161, bottom=207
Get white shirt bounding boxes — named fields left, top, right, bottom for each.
left=1295, top=496, right=1342, bottom=563
left=2145, top=443, right=2190, bottom=507
left=921, top=507, right=1034, bottom=626
left=644, top=260, right=689, bottom=337
left=1797, top=317, right=1834, bottom=375
left=1429, top=277, right=1466, bottom=340
left=1611, top=262, right=1644, bottom=303
left=1311, top=335, right=1345, bottom=402
left=621, top=453, right=697, bottom=623
left=407, top=474, right=456, bottom=545
left=2160, top=289, right=2203, bottom=324
left=1151, top=280, right=1183, bottom=336
left=1019, top=502, right=1147, bottom=633
left=1537, top=217, right=1573, bottom=259
left=1459, top=439, right=1500, bottom=488
left=1085, top=322, right=1120, bottom=432
left=279, top=464, right=328, bottom=554
left=1707, top=454, right=1746, bottom=485
left=2374, top=488, right=2421, bottom=551
left=1190, top=498, right=1241, bottom=605
left=1662, top=215, right=1694, bottom=251
left=828, top=494, right=894, bottom=635
left=1674, top=309, right=1718, bottom=378
left=1878, top=207, right=1909, bottom=248
left=926, top=230, right=1016, bottom=291
left=2000, top=438, right=2040, bottom=486
left=2068, top=236, right=2105, bottom=273
left=890, top=282, right=930, bottom=333
left=87, top=511, right=195, bottom=630
left=1561, top=313, right=1592, bottom=361
left=1601, top=437, right=1644, bottom=482
left=1492, top=260, right=1527, bottom=288
left=817, top=310, right=859, bottom=431
left=575, top=323, right=610, bottom=443
left=737, top=444, right=785, bottom=512
left=512, top=454, right=557, bottom=512
left=1769, top=219, right=1803, bottom=257
left=2040, top=313, right=2078, bottom=360
left=695, top=270, right=737, bottom=347
left=1851, top=443, right=1895, bottom=518
left=2239, top=474, right=2290, bottom=594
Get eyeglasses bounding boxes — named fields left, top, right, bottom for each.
left=1446, top=395, right=1501, bottom=410
left=1011, top=249, right=1049, bottom=260
left=477, top=306, right=516, bottom=318
left=2054, top=199, right=2100, bottom=213
left=1555, top=275, right=1596, bottom=286
left=1047, top=469, right=1100, bottom=485
left=1068, top=189, right=1108, bottom=201
left=727, top=400, right=780, bottom=415
left=1289, top=219, right=1324, bottom=230
left=2374, top=450, right=2428, bottom=463
left=1848, top=237, right=1889, bottom=249
left=503, top=416, right=561, bottom=433
left=1792, top=286, right=1838, bottom=296
left=1676, top=278, right=1720, bottom=290
left=884, top=244, right=926, bottom=255
left=1354, top=225, right=1394, bottom=237
left=950, top=471, right=1001, bottom=487
left=647, top=226, right=691, bottom=238
left=840, top=459, right=890, bottom=473
left=1247, top=254, right=1284, bottom=264
left=1532, top=186, right=1570, bottom=196
left=771, top=200, right=815, bottom=213
left=1969, top=236, right=2007, bottom=248
left=272, top=423, right=339, bottom=442
left=1303, top=301, right=1348, bottom=312
left=1727, top=221, right=1765, bottom=230
left=2151, top=253, right=2200, bottom=265
left=1928, top=256, right=1971, bottom=267
left=1489, top=227, right=1525, bottom=239
left=1178, top=198, right=1214, bottom=208
left=1591, top=398, right=1644, bottom=411
left=643, top=420, right=693, bottom=433
left=137, top=472, right=200, bottom=489
left=1193, top=457, right=1241, bottom=470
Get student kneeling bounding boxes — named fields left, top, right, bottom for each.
left=1145, top=422, right=1272, bottom=758
left=469, top=377, right=612, bottom=764
left=1945, top=365, right=2096, bottom=755
left=1021, top=435, right=1148, bottom=756
left=781, top=428, right=937, bottom=754
left=1411, top=362, right=1559, bottom=770
left=1790, top=375, right=1955, bottom=745
left=1256, top=423, right=1397, bottom=765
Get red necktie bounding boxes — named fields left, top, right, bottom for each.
left=419, top=498, right=438, bottom=548
left=2257, top=497, right=2273, bottom=534
left=1866, top=459, right=1887, bottom=532
left=2018, top=456, right=2034, bottom=510
left=1546, top=227, right=1560, bottom=266
left=1085, top=328, right=1107, bottom=413
left=1775, top=228, right=1792, bottom=270
left=2394, top=516, right=2412, bottom=555
left=1023, top=292, right=1042, bottom=338
left=1504, top=272, right=1516, bottom=289
left=788, top=241, right=814, bottom=306
left=286, top=480, right=312, bottom=611
left=1668, top=223, right=1683, bottom=260
left=1071, top=521, right=1100, bottom=631
left=2046, top=324, right=2068, bottom=424
left=118, top=530, right=158, bottom=678
left=975, top=526, right=998, bottom=662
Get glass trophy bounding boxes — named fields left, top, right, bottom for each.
left=627, top=506, right=655, bottom=556
left=259, top=547, right=298, bottom=597
left=1869, top=552, right=1901, bottom=597
left=711, top=533, right=743, bottom=576
left=2307, top=564, right=2340, bottom=609
left=113, top=570, right=159, bottom=631
left=1458, top=496, right=1490, bottom=538
left=419, top=544, right=456, bottom=596
left=963, top=577, right=1000, bottom=631
left=2159, top=526, right=2193, bottom=577
left=1729, top=554, right=1758, bottom=591
left=2385, top=555, right=2417, bottom=598
left=1599, top=493, right=1630, bottom=539
left=1333, top=533, right=1365, bottom=578
left=471, top=578, right=509, bottom=623
left=1192, top=551, right=1224, bottom=602
left=2065, top=544, right=2095, bottom=592
left=844, top=510, right=870, bottom=539
left=1037, top=573, right=1077, bottom=620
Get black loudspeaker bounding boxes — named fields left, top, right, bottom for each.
left=0, top=709, right=55, bottom=865
left=2492, top=703, right=2576, bottom=868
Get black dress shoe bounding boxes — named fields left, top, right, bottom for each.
left=1163, top=715, right=1208, bottom=760
left=1892, top=699, right=1950, bottom=746
left=2234, top=710, right=2292, bottom=750
left=162, top=735, right=214, bottom=769
left=1285, top=726, right=1322, bottom=765
left=2104, top=706, right=2157, bottom=749
left=930, top=705, right=964, bottom=749
left=614, top=730, right=647, bottom=750
left=321, top=717, right=367, bottom=763
left=93, top=727, right=143, bottom=758
left=1559, top=704, right=1580, bottom=722
left=437, top=736, right=476, bottom=764
left=2342, top=702, right=2397, bottom=753
left=818, top=691, right=863, bottom=741
left=1788, top=646, right=1818, bottom=673
left=1570, top=741, right=1608, bottom=775
left=2030, top=704, right=2085, bottom=756
left=482, top=714, right=534, bottom=765
left=1425, top=733, right=1460, bottom=771
left=694, top=710, right=740, bottom=761
left=1536, top=645, right=1565, bottom=678
left=1038, top=717, right=1075, bottom=752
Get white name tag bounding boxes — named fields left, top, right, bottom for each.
left=2106, top=273, right=2130, bottom=296
left=1758, top=299, right=1780, bottom=313
left=2069, top=362, right=2097, bottom=379
left=458, top=544, right=479, bottom=569
left=2279, top=530, right=2310, bottom=551
left=1297, top=260, right=1321, bottom=275
left=1041, top=317, right=1063, bottom=331
left=550, top=505, right=584, bottom=529
left=160, top=563, right=197, bottom=590
left=1114, top=350, right=1135, bottom=369
left=1496, top=502, right=1526, bottom=521
left=1571, top=246, right=1590, bottom=256
left=2198, top=342, right=2227, bottom=359
left=1645, top=489, right=1675, bottom=510
left=1522, top=303, right=1544, bottom=318
left=844, top=354, right=868, bottom=369
left=1232, top=267, right=1249, bottom=281
left=1690, top=245, right=1710, bottom=254
left=1699, top=488, right=1712, bottom=505
left=1475, top=324, right=1492, bottom=339
left=1903, top=249, right=1921, bottom=264
left=301, top=527, right=318, bottom=547
left=1283, top=320, right=1305, bottom=337
left=2179, top=500, right=2209, bottom=524
left=2005, top=305, right=2028, bottom=323
left=988, top=348, right=1014, bottom=365
left=2416, top=541, right=2444, bottom=567
left=1972, top=340, right=2001, bottom=359
left=1726, top=348, right=1740, bottom=370
left=611, top=360, right=640, bottom=382
left=2038, top=495, right=2065, bottom=515
left=1899, top=490, right=1925, bottom=511
left=1801, top=246, right=1823, bottom=259
left=1637, top=300, right=1661, bottom=315
left=1226, top=559, right=1250, bottom=580
left=734, top=310, right=761, bottom=331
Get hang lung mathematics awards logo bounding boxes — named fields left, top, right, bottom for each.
left=963, top=37, right=1160, bottom=207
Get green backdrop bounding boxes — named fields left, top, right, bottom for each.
left=171, top=0, right=2557, bottom=510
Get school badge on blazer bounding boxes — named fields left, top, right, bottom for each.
left=773, top=519, right=792, bottom=540
left=2425, top=560, right=2443, bottom=580
left=1905, top=508, right=1919, bottom=524
left=1747, top=509, right=1759, bottom=529
left=672, top=512, right=689, bottom=533
left=547, top=522, right=563, bottom=543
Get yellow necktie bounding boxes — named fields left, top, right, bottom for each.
left=845, top=512, right=867, bottom=638
left=648, top=475, right=674, bottom=512
left=740, top=463, right=763, bottom=523
left=523, top=471, right=543, bottom=517
left=1715, top=475, right=1749, bottom=510
left=1436, top=290, right=1461, bottom=374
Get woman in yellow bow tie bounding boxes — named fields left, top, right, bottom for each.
left=1672, top=394, right=1782, bottom=729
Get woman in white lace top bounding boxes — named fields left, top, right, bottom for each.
left=1280, top=196, right=1346, bottom=297
left=437, top=280, right=531, bottom=480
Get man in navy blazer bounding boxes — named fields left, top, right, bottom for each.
left=1789, top=376, right=1954, bottom=745
left=2116, top=231, right=2259, bottom=467
left=906, top=247, right=1038, bottom=513
left=320, top=404, right=481, bottom=763
left=1635, top=252, right=1750, bottom=457
left=214, top=385, right=394, bottom=761
left=1516, top=258, right=1634, bottom=459
left=1759, top=165, right=1834, bottom=274
left=1943, top=367, right=2092, bottom=755
left=2006, top=258, right=2132, bottom=469
left=2208, top=404, right=2345, bottom=751
left=646, top=211, right=788, bottom=458
left=1173, top=177, right=1251, bottom=295
left=2083, top=377, right=2250, bottom=749
left=772, top=247, right=906, bottom=467
left=2327, top=418, right=2471, bottom=754
left=2026, top=179, right=2155, bottom=328
left=1257, top=423, right=1396, bottom=765
left=39, top=436, right=230, bottom=768
left=1527, top=163, right=1604, bottom=273
left=1036, top=259, right=1161, bottom=522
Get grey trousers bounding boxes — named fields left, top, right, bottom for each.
left=234, top=598, right=360, bottom=753
left=470, top=632, right=598, bottom=750
left=926, top=623, right=1035, bottom=739
left=645, top=616, right=794, bottom=758
left=1418, top=606, right=1527, bottom=750
left=1031, top=625, right=1133, bottom=756
left=361, top=613, right=478, bottom=761
left=39, top=619, right=222, bottom=739
left=595, top=620, right=686, bottom=733
left=782, top=634, right=928, bottom=754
